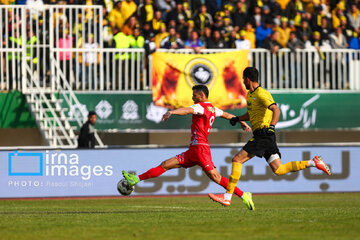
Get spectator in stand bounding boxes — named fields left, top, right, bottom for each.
left=248, top=5, right=263, bottom=28
left=121, top=15, right=138, bottom=36
left=262, top=5, right=274, bottom=24
left=207, top=29, right=226, bottom=49
left=160, top=27, right=184, bottom=49
left=330, top=27, right=348, bottom=49
left=294, top=0, right=304, bottom=12
left=288, top=19, right=297, bottom=32
left=339, top=15, right=350, bottom=34
left=255, top=19, right=273, bottom=47
left=284, top=0, right=297, bottom=20
left=300, top=10, right=312, bottom=23
left=232, top=0, right=247, bottom=31
left=347, top=4, right=360, bottom=34
left=275, top=16, right=291, bottom=48
left=142, top=22, right=153, bottom=39
left=222, top=3, right=234, bottom=20
left=293, top=11, right=302, bottom=27
left=167, top=19, right=177, bottom=30
left=155, top=0, right=176, bottom=20
left=112, top=27, right=131, bottom=88
left=331, top=6, right=344, bottom=29
left=243, top=22, right=256, bottom=49
left=213, top=13, right=225, bottom=33
left=263, top=31, right=282, bottom=54
left=58, top=28, right=73, bottom=84
left=320, top=0, right=330, bottom=18
left=183, top=2, right=192, bottom=20
left=129, top=27, right=145, bottom=88
left=167, top=1, right=187, bottom=24
left=144, top=32, right=156, bottom=81
left=201, top=26, right=212, bottom=47
left=129, top=27, right=145, bottom=50
left=235, top=30, right=251, bottom=50
left=190, top=0, right=202, bottom=13
left=226, top=30, right=238, bottom=48
left=206, top=0, right=221, bottom=16
left=310, top=5, right=324, bottom=31
left=306, top=31, right=331, bottom=52
left=152, top=10, right=164, bottom=34
left=108, top=0, right=124, bottom=31
left=316, top=17, right=331, bottom=42
left=296, top=20, right=311, bottom=43
left=121, top=0, right=137, bottom=23
left=176, top=14, right=187, bottom=38
left=223, top=17, right=234, bottom=37
left=306, top=31, right=332, bottom=89
left=273, top=15, right=281, bottom=29
left=102, top=18, right=114, bottom=48
left=349, top=32, right=359, bottom=49
left=194, top=4, right=213, bottom=33
left=180, top=19, right=195, bottom=41
left=287, top=31, right=304, bottom=51
left=155, top=23, right=169, bottom=48
left=138, top=0, right=154, bottom=27
left=303, top=0, right=315, bottom=14
left=81, top=33, right=100, bottom=89
left=185, top=30, right=205, bottom=53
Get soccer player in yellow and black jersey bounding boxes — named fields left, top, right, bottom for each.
left=209, top=67, right=332, bottom=209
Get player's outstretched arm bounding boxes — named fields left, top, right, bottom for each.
left=162, top=107, right=194, bottom=122
left=220, top=111, right=236, bottom=120
left=228, top=112, right=251, bottom=131
left=230, top=112, right=250, bottom=125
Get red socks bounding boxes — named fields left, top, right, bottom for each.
left=219, top=176, right=244, bottom=198
left=138, top=165, right=166, bottom=181
left=138, top=166, right=244, bottom=198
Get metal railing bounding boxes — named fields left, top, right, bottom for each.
left=51, top=53, right=104, bottom=147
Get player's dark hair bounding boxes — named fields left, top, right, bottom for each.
left=88, top=111, right=96, bottom=117
left=192, top=85, right=209, bottom=98
left=243, top=67, right=259, bottom=82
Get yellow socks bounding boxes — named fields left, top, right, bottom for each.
left=227, top=162, right=243, bottom=194
left=275, top=161, right=309, bottom=175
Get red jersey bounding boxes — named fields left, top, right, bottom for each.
left=189, top=102, right=223, bottom=146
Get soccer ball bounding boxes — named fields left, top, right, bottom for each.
left=117, top=179, right=135, bottom=196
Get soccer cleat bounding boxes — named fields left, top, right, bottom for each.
left=122, top=170, right=139, bottom=186
left=242, top=192, right=255, bottom=210
left=312, top=156, right=331, bottom=175
left=208, top=193, right=231, bottom=207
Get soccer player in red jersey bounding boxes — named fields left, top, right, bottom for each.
left=122, top=84, right=255, bottom=209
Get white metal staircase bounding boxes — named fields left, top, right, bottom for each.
left=24, top=63, right=104, bottom=147
left=23, top=65, right=77, bottom=147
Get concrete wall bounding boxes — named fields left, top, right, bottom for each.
left=0, top=128, right=45, bottom=146
left=1, top=129, right=359, bottom=147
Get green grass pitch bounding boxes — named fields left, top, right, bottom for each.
left=0, top=193, right=359, bottom=240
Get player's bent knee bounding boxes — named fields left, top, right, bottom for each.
left=206, top=171, right=221, bottom=183
left=160, top=161, right=171, bottom=170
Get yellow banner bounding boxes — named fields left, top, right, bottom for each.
left=152, top=50, right=249, bottom=110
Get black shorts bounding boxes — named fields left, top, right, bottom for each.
left=243, top=128, right=281, bottom=161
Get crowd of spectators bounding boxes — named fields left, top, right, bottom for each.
left=1, top=0, right=360, bottom=53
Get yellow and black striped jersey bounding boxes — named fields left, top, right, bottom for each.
left=246, top=86, right=276, bottom=131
